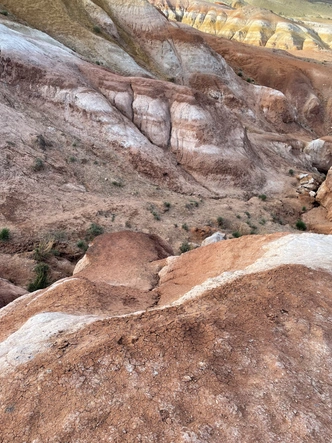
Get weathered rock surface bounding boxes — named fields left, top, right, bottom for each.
left=201, top=231, right=226, bottom=246
left=1, top=231, right=332, bottom=441
left=304, top=137, right=332, bottom=172
left=316, top=167, right=332, bottom=221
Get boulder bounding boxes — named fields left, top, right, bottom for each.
left=201, top=231, right=226, bottom=246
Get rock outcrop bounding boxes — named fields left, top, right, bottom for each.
left=1, top=231, right=332, bottom=441
left=316, top=167, right=332, bottom=222
left=304, top=137, right=332, bottom=172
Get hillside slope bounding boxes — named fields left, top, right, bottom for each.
left=0, top=0, right=332, bottom=289
left=1, top=232, right=332, bottom=442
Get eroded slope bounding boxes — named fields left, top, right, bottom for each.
left=1, top=232, right=332, bottom=442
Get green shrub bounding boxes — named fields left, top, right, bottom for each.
left=152, top=211, right=160, bottom=221
left=32, top=238, right=54, bottom=261
left=295, top=220, right=307, bottom=231
left=112, top=180, right=124, bottom=187
left=164, top=202, right=171, bottom=209
left=182, top=223, right=189, bottom=231
left=32, top=157, right=44, bottom=172
left=232, top=231, right=241, bottom=238
left=0, top=228, right=10, bottom=241
left=258, top=194, right=267, bottom=201
left=217, top=216, right=224, bottom=227
left=289, top=169, right=294, bottom=176
left=0, top=10, right=8, bottom=16
left=28, top=263, right=49, bottom=292
left=77, top=240, right=88, bottom=252
left=93, top=25, right=101, bottom=33
left=87, top=223, right=104, bottom=238
left=179, top=241, right=191, bottom=254
left=245, top=211, right=251, bottom=218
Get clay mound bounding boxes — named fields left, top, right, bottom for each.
left=73, top=231, right=174, bottom=290
left=1, top=232, right=332, bottom=441
left=0, top=278, right=27, bottom=308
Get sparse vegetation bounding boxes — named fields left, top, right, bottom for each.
left=217, top=216, right=224, bottom=227
left=236, top=214, right=241, bottom=219
left=302, top=206, right=307, bottom=212
left=93, top=25, right=101, bottom=34
left=179, top=241, right=191, bottom=254
left=295, top=219, right=307, bottom=231
left=28, top=263, right=50, bottom=292
left=77, top=240, right=88, bottom=252
left=87, top=223, right=104, bottom=239
left=32, top=238, right=54, bottom=262
left=0, top=228, right=10, bottom=241
left=125, top=220, right=132, bottom=228
left=151, top=210, right=160, bottom=221
left=259, top=218, right=266, bottom=225
left=289, top=169, right=295, bottom=176
left=163, top=201, right=171, bottom=209
left=245, top=211, right=251, bottom=218
left=182, top=223, right=189, bottom=231
left=258, top=194, right=267, bottom=201
left=0, top=10, right=8, bottom=16
left=272, top=214, right=284, bottom=225
left=112, top=180, right=124, bottom=187
left=185, top=200, right=199, bottom=210
left=32, top=157, right=44, bottom=172
left=69, top=156, right=77, bottom=163
left=232, top=231, right=241, bottom=238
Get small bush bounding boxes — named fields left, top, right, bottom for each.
left=245, top=211, right=251, bottom=218
left=77, top=240, right=88, bottom=252
left=93, top=25, right=101, bottom=33
left=295, top=220, right=307, bottom=231
left=0, top=228, right=10, bottom=241
left=302, top=206, right=307, bottom=212
left=87, top=223, right=104, bottom=238
left=33, top=238, right=54, bottom=262
left=259, top=218, right=266, bottom=225
left=179, top=241, right=191, bottom=254
left=69, top=156, right=77, bottom=163
left=217, top=216, right=224, bottom=227
left=164, top=202, right=171, bottom=209
left=0, top=10, right=8, bottom=16
left=125, top=220, right=132, bottom=228
left=182, top=223, right=189, bottom=231
left=185, top=200, right=199, bottom=210
left=232, top=231, right=241, bottom=238
left=289, top=169, right=294, bottom=176
left=32, top=157, right=44, bottom=172
left=112, top=180, right=124, bottom=187
left=28, top=263, right=49, bottom=292
left=152, top=211, right=160, bottom=221
left=258, top=194, right=267, bottom=201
